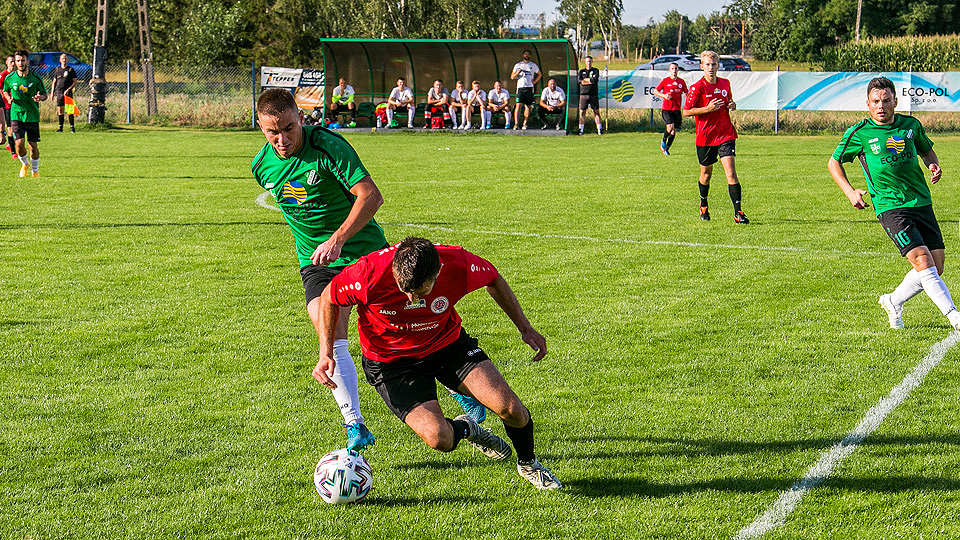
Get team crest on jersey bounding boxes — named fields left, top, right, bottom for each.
left=906, top=129, right=914, bottom=139
left=281, top=180, right=307, bottom=204
left=870, top=143, right=882, bottom=155
left=430, top=296, right=449, bottom=314
left=305, top=170, right=320, bottom=186
left=886, top=136, right=906, bottom=155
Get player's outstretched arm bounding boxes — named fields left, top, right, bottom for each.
left=828, top=157, right=868, bottom=209
left=310, top=176, right=384, bottom=266
left=920, top=149, right=942, bottom=184
left=312, top=286, right=341, bottom=388
left=485, top=275, right=547, bottom=361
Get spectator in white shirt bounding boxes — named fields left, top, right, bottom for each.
left=464, top=80, right=489, bottom=130
left=387, top=77, right=415, bottom=128
left=486, top=80, right=511, bottom=129
left=538, top=78, right=566, bottom=130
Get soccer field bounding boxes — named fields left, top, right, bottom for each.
left=3, top=128, right=960, bottom=539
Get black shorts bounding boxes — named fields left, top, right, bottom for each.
left=300, top=264, right=344, bottom=305
left=661, top=109, right=683, bottom=127
left=579, top=94, right=599, bottom=111
left=517, top=87, right=535, bottom=106
left=393, top=105, right=411, bottom=114
left=55, top=89, right=73, bottom=106
left=10, top=121, right=40, bottom=143
left=362, top=329, right=489, bottom=421
left=877, top=205, right=944, bottom=256
left=697, top=140, right=736, bottom=167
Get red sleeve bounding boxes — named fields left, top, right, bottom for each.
left=462, top=250, right=500, bottom=292
left=684, top=82, right=700, bottom=110
left=328, top=259, right=369, bottom=306
left=681, top=80, right=688, bottom=94
left=655, top=79, right=667, bottom=92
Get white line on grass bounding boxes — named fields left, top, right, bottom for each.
left=254, top=194, right=894, bottom=258
left=734, top=331, right=960, bottom=539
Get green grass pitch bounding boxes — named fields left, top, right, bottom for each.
left=3, top=127, right=960, bottom=539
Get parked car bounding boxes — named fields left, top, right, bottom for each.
left=635, top=54, right=700, bottom=71
left=719, top=56, right=751, bottom=71
left=28, top=52, right=93, bottom=79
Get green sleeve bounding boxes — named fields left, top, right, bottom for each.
left=344, top=93, right=354, bottom=104
left=832, top=124, right=863, bottom=163
left=913, top=119, right=933, bottom=155
left=328, top=134, right=370, bottom=188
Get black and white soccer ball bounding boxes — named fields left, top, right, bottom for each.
left=313, top=448, right=373, bottom=504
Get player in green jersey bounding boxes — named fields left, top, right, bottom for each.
left=252, top=89, right=485, bottom=450
left=1, top=50, right=47, bottom=178
left=828, top=77, right=960, bottom=331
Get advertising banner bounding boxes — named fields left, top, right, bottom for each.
left=598, top=70, right=960, bottom=112
left=260, top=66, right=326, bottom=111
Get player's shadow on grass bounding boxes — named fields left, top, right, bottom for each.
left=565, top=475, right=960, bottom=498
left=559, top=433, right=960, bottom=459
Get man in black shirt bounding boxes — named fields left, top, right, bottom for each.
left=52, top=54, right=77, bottom=132
left=577, top=56, right=602, bottom=135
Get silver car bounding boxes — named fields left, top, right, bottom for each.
left=635, top=54, right=700, bottom=71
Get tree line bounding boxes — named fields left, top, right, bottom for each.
left=1, top=0, right=958, bottom=67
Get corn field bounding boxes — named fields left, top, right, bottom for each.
left=822, top=34, right=960, bottom=72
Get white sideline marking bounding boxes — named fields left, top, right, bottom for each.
left=254, top=195, right=894, bottom=257
left=734, top=331, right=960, bottom=539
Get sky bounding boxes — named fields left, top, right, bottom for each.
left=518, top=0, right=731, bottom=27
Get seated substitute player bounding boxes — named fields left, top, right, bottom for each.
left=315, top=237, right=562, bottom=490
left=577, top=55, right=602, bottom=135
left=464, top=80, right=489, bottom=130
left=828, top=76, right=960, bottom=331
left=538, top=78, right=566, bottom=130
left=486, top=80, right=511, bottom=129
left=683, top=50, right=748, bottom=224
left=386, top=77, right=415, bottom=129
left=653, top=62, right=687, bottom=155
left=448, top=80, right=467, bottom=130
left=330, top=78, right=357, bottom=127
left=424, top=79, right=451, bottom=129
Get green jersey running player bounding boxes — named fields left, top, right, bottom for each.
left=252, top=89, right=484, bottom=450
left=828, top=77, right=960, bottom=331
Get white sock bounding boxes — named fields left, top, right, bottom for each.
left=19, top=154, right=29, bottom=166
left=329, top=339, right=364, bottom=425
left=917, top=266, right=957, bottom=316
left=408, top=109, right=414, bottom=126
left=483, top=110, right=491, bottom=126
left=890, top=269, right=924, bottom=306
left=578, top=123, right=584, bottom=133
left=386, top=108, right=394, bottom=123
left=505, top=111, right=512, bottom=125
left=30, top=158, right=39, bottom=172
left=449, top=109, right=457, bottom=126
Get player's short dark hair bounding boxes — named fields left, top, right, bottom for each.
left=585, top=56, right=593, bottom=61
left=256, top=88, right=297, bottom=118
left=397, top=77, right=406, bottom=83
left=392, top=237, right=441, bottom=293
left=867, top=77, right=896, bottom=97
left=434, top=79, right=443, bottom=84
left=13, top=49, right=28, bottom=59
left=669, top=62, right=679, bottom=69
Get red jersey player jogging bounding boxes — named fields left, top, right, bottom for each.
left=653, top=62, right=687, bottom=155
left=683, top=50, right=749, bottom=224
left=315, top=237, right=562, bottom=490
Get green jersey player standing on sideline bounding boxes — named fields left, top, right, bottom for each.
left=828, top=77, right=960, bottom=331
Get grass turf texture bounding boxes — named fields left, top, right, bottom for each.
left=3, top=128, right=960, bottom=539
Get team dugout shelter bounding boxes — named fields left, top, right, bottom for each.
left=320, top=39, right=578, bottom=130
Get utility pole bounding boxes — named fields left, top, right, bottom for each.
left=88, top=0, right=108, bottom=123
left=676, top=17, right=683, bottom=54
left=855, top=0, right=863, bottom=42
left=137, top=0, right=157, bottom=115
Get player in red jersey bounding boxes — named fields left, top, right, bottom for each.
left=683, top=50, right=749, bottom=224
left=314, top=237, right=562, bottom=490
left=653, top=63, right=687, bottom=156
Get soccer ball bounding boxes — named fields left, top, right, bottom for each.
left=313, top=448, right=373, bottom=504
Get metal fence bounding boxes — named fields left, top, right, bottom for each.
left=39, top=63, right=256, bottom=128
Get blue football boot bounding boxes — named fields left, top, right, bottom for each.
left=344, top=422, right=376, bottom=451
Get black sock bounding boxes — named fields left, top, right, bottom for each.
left=699, top=182, right=710, bottom=207
left=666, top=133, right=675, bottom=149
left=58, top=115, right=64, bottom=128
left=69, top=115, right=75, bottom=127
left=503, top=416, right=535, bottom=462
left=444, top=418, right=469, bottom=452
left=662, top=132, right=669, bottom=144
left=729, top=183, right=742, bottom=212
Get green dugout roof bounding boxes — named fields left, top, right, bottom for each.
left=320, top=39, right=578, bottom=104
